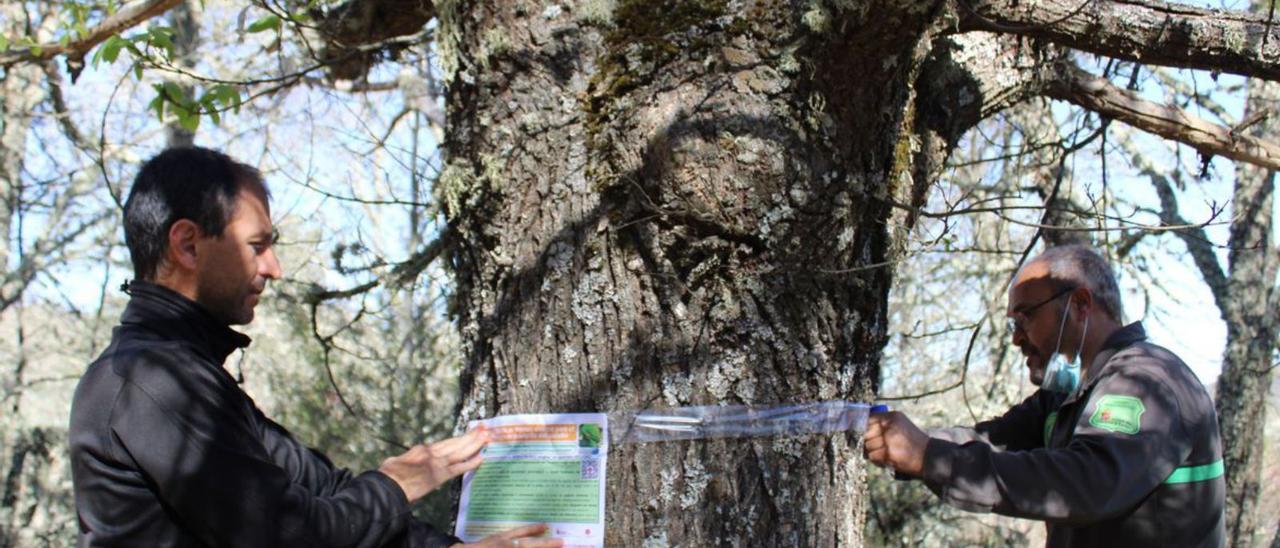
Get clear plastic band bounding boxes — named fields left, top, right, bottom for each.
left=608, top=400, right=887, bottom=445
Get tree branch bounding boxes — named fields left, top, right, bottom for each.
left=41, top=61, right=94, bottom=153
left=0, top=0, right=182, bottom=69
left=312, top=0, right=435, bottom=80
left=302, top=226, right=454, bottom=305
left=1123, top=142, right=1231, bottom=310
left=958, top=0, right=1280, bottom=81
left=1045, top=62, right=1280, bottom=170
left=0, top=210, right=114, bottom=314
left=916, top=33, right=1058, bottom=145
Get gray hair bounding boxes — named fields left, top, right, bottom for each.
left=1035, top=244, right=1124, bottom=321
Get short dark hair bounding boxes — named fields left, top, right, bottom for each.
left=123, top=147, right=269, bottom=281
left=1036, top=244, right=1124, bottom=321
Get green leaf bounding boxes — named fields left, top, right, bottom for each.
left=147, top=27, right=175, bottom=58
left=200, top=95, right=221, bottom=125
left=132, top=62, right=144, bottom=80
left=2, top=35, right=13, bottom=53
left=123, top=40, right=143, bottom=59
left=179, top=111, right=200, bottom=132
left=246, top=14, right=281, bottom=33
left=95, top=35, right=127, bottom=66
left=148, top=90, right=166, bottom=121
left=149, top=27, right=175, bottom=41
left=208, top=84, right=244, bottom=114
left=172, top=101, right=200, bottom=132
left=161, top=81, right=185, bottom=103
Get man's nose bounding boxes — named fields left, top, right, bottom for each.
left=261, top=248, right=282, bottom=280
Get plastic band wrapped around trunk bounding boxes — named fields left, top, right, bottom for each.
left=607, top=400, right=889, bottom=445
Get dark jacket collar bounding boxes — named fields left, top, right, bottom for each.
left=1061, top=321, right=1148, bottom=406
left=120, top=280, right=251, bottom=364
left=1097, top=321, right=1148, bottom=354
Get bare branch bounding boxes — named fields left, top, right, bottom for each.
left=958, top=0, right=1280, bottom=81
left=0, top=210, right=114, bottom=313
left=0, top=0, right=182, bottom=69
left=996, top=206, right=1229, bottom=234
left=302, top=226, right=455, bottom=305
left=1045, top=63, right=1280, bottom=170
left=1142, top=165, right=1230, bottom=310
left=41, top=62, right=94, bottom=153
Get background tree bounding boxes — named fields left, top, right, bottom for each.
left=1133, top=68, right=1278, bottom=545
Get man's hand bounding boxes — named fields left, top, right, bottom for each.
left=451, top=524, right=565, bottom=547
left=862, top=411, right=930, bottom=477
left=379, top=425, right=490, bottom=503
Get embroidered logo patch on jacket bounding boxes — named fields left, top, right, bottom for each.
left=1089, top=394, right=1145, bottom=434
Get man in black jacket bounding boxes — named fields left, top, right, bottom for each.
left=863, top=245, right=1225, bottom=547
left=69, top=147, right=560, bottom=548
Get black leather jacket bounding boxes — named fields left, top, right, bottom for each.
left=69, top=281, right=459, bottom=547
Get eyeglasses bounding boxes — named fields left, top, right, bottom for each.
left=1007, top=286, right=1075, bottom=334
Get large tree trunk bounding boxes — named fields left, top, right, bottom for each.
left=1216, top=62, right=1279, bottom=547
left=439, top=1, right=938, bottom=544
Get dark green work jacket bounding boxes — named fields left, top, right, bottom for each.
left=921, top=322, right=1225, bottom=547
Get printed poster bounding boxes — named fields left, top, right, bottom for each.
left=455, top=413, right=607, bottom=548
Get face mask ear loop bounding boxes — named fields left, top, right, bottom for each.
left=1053, top=294, right=1072, bottom=356
left=1075, top=314, right=1090, bottom=367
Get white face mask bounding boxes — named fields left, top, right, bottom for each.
left=1041, top=297, right=1088, bottom=394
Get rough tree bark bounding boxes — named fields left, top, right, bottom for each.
left=438, top=1, right=951, bottom=544
left=1215, top=53, right=1278, bottom=547
left=427, top=0, right=1280, bottom=544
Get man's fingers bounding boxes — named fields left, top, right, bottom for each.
left=866, top=447, right=889, bottom=467
left=495, top=523, right=549, bottom=540
left=512, top=540, right=564, bottom=548
left=443, top=428, right=490, bottom=462
left=864, top=417, right=884, bottom=438
left=433, top=426, right=488, bottom=455
left=491, top=523, right=564, bottom=546
left=863, top=435, right=884, bottom=454
left=448, top=453, right=485, bottom=476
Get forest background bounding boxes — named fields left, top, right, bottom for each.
left=0, top=0, right=1277, bottom=546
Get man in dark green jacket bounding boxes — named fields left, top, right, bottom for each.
left=864, top=245, right=1225, bottom=547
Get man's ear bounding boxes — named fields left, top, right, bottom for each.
left=167, top=219, right=202, bottom=271
left=1072, top=286, right=1094, bottom=317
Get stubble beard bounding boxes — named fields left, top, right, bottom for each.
left=199, top=279, right=255, bottom=326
